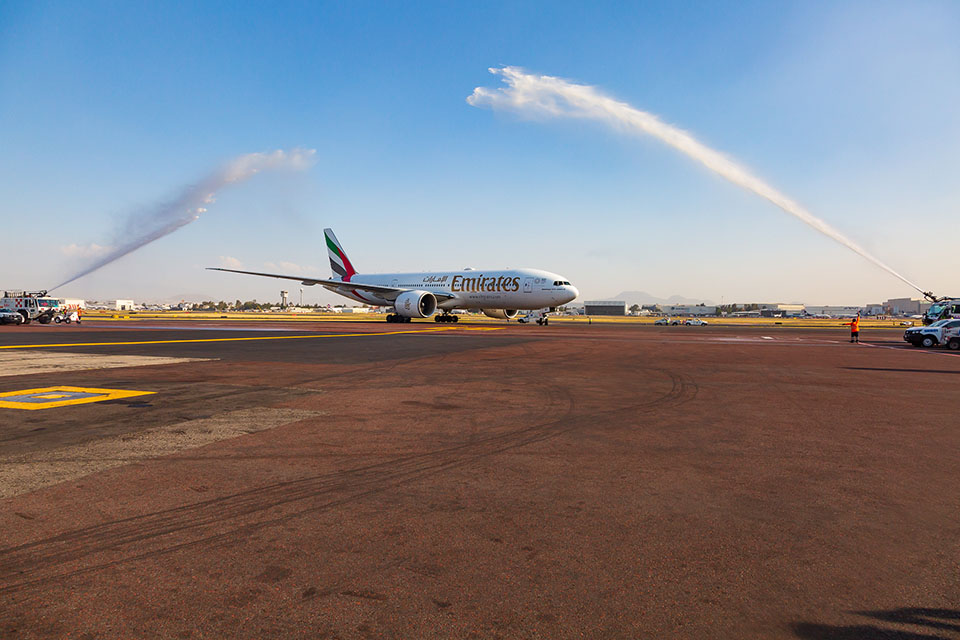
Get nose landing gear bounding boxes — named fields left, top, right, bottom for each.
left=435, top=313, right=459, bottom=323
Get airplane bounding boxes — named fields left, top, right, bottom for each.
left=208, top=228, right=579, bottom=323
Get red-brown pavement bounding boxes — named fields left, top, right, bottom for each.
left=1, top=320, right=959, bottom=639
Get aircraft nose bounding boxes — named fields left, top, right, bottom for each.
left=566, top=284, right=579, bottom=301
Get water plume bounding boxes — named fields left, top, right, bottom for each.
left=51, top=148, right=316, bottom=291
left=468, top=67, right=923, bottom=294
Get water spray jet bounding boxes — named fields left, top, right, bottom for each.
left=50, top=148, right=316, bottom=292
left=468, top=67, right=925, bottom=296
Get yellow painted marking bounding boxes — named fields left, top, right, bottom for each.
left=0, top=386, right=155, bottom=410
left=0, top=326, right=504, bottom=350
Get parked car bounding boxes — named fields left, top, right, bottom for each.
left=0, top=308, right=24, bottom=325
left=654, top=317, right=669, bottom=326
left=670, top=319, right=684, bottom=326
left=684, top=318, right=709, bottom=326
left=517, top=311, right=549, bottom=325
left=904, top=318, right=960, bottom=349
left=54, top=310, right=82, bottom=324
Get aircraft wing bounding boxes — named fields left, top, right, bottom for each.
left=206, top=267, right=456, bottom=301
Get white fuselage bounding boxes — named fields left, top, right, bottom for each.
left=326, top=268, right=579, bottom=310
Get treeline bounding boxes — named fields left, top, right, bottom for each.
left=716, top=303, right=761, bottom=314
left=627, top=303, right=763, bottom=315
left=193, top=300, right=345, bottom=311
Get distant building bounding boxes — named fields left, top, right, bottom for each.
left=882, top=298, right=931, bottom=316
left=804, top=305, right=862, bottom=317
left=112, top=299, right=134, bottom=311
left=757, top=303, right=805, bottom=317
left=662, top=305, right=717, bottom=316
left=584, top=300, right=626, bottom=316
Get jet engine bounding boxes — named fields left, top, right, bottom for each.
left=482, top=309, right=519, bottom=320
left=394, top=290, right=437, bottom=318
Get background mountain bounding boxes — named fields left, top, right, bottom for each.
left=605, top=291, right=715, bottom=306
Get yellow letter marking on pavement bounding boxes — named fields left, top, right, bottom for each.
left=0, top=386, right=155, bottom=410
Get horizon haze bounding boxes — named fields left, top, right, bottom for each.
left=2, top=2, right=958, bottom=306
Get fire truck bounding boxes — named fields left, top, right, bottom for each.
left=0, top=290, right=63, bottom=324
left=923, top=297, right=960, bottom=325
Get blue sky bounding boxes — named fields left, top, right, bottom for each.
left=1, top=1, right=958, bottom=305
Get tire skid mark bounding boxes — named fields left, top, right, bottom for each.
left=0, top=383, right=571, bottom=592
left=0, top=352, right=695, bottom=599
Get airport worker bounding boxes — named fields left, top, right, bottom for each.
left=844, top=313, right=860, bottom=343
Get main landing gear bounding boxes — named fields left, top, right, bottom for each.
left=435, top=313, right=459, bottom=323
left=386, top=314, right=411, bottom=323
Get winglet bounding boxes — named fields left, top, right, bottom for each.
left=324, top=228, right=357, bottom=281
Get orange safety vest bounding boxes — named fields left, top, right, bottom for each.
left=850, top=317, right=860, bottom=331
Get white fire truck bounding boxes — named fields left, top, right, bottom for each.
left=923, top=298, right=960, bottom=325
left=1, top=290, right=63, bottom=324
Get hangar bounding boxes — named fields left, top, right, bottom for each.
left=584, top=300, right=626, bottom=316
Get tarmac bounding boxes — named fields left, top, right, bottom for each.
left=1, top=319, right=960, bottom=639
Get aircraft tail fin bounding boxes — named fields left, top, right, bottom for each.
left=324, top=228, right=357, bottom=281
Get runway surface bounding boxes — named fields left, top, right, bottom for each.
left=2, top=320, right=959, bottom=639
